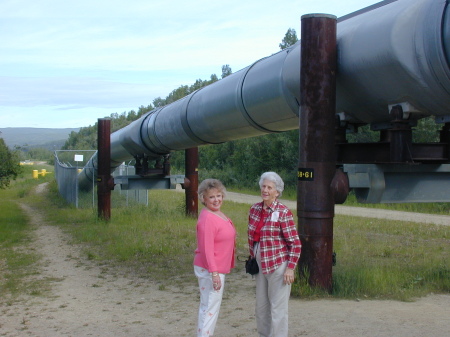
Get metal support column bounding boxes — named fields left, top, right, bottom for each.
left=298, top=14, right=337, bottom=292
left=97, top=118, right=113, bottom=220
left=185, top=147, right=199, bottom=217
left=440, top=122, right=450, bottom=160
left=389, top=105, right=413, bottom=163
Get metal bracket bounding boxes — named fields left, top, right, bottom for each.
left=343, top=163, right=450, bottom=203
left=114, top=175, right=185, bottom=190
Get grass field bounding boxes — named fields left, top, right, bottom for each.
left=1, top=166, right=449, bottom=303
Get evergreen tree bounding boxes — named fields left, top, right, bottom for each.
left=0, top=138, right=22, bottom=188
left=279, top=28, right=298, bottom=50
left=221, top=64, right=232, bottom=78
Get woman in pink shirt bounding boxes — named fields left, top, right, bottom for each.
left=194, top=179, right=236, bottom=337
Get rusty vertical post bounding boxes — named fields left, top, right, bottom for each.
left=97, top=118, right=112, bottom=220
left=298, top=14, right=337, bottom=292
left=185, top=147, right=199, bottom=217
left=440, top=123, right=450, bottom=161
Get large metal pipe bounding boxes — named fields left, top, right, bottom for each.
left=336, top=0, right=450, bottom=125
left=79, top=0, right=450, bottom=190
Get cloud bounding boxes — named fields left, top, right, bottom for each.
left=0, top=76, right=155, bottom=108
left=0, top=0, right=380, bottom=127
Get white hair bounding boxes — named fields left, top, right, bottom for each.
left=258, top=171, right=284, bottom=197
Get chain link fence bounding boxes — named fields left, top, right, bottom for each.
left=54, top=151, right=148, bottom=208
left=113, top=161, right=149, bottom=206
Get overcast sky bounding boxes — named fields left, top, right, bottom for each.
left=0, top=0, right=380, bottom=129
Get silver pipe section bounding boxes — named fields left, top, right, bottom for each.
left=336, top=0, right=450, bottom=125
left=79, top=0, right=450, bottom=190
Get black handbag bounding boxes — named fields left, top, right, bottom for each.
left=245, top=255, right=259, bottom=275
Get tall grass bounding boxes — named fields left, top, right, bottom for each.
left=39, top=182, right=253, bottom=287
left=311, top=215, right=448, bottom=300
left=37, top=180, right=449, bottom=300
left=2, top=168, right=449, bottom=301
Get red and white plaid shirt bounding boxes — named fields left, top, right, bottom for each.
left=248, top=200, right=301, bottom=274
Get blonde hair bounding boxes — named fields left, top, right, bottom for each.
left=198, top=179, right=227, bottom=205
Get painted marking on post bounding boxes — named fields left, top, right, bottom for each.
left=298, top=168, right=314, bottom=181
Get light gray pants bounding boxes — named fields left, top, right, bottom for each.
left=254, top=243, right=291, bottom=337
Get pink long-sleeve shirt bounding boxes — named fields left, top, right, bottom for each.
left=194, top=208, right=236, bottom=274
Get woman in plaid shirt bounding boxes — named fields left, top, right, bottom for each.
left=248, top=172, right=301, bottom=337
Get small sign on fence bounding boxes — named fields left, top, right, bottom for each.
left=75, top=154, right=84, bottom=169
left=74, top=154, right=84, bottom=162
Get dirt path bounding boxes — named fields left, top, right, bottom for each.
left=1, top=184, right=449, bottom=336
left=225, top=191, right=450, bottom=226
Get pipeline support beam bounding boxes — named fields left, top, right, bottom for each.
left=185, top=147, right=199, bottom=217
left=298, top=14, right=337, bottom=292
left=97, top=118, right=113, bottom=220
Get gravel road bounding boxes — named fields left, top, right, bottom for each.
left=225, top=191, right=450, bottom=226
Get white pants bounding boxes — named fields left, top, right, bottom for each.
left=194, top=265, right=226, bottom=337
left=254, top=243, right=291, bottom=337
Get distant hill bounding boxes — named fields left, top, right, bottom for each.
left=0, top=127, right=79, bottom=149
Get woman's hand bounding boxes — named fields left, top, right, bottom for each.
left=283, top=268, right=295, bottom=285
left=212, top=273, right=222, bottom=291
